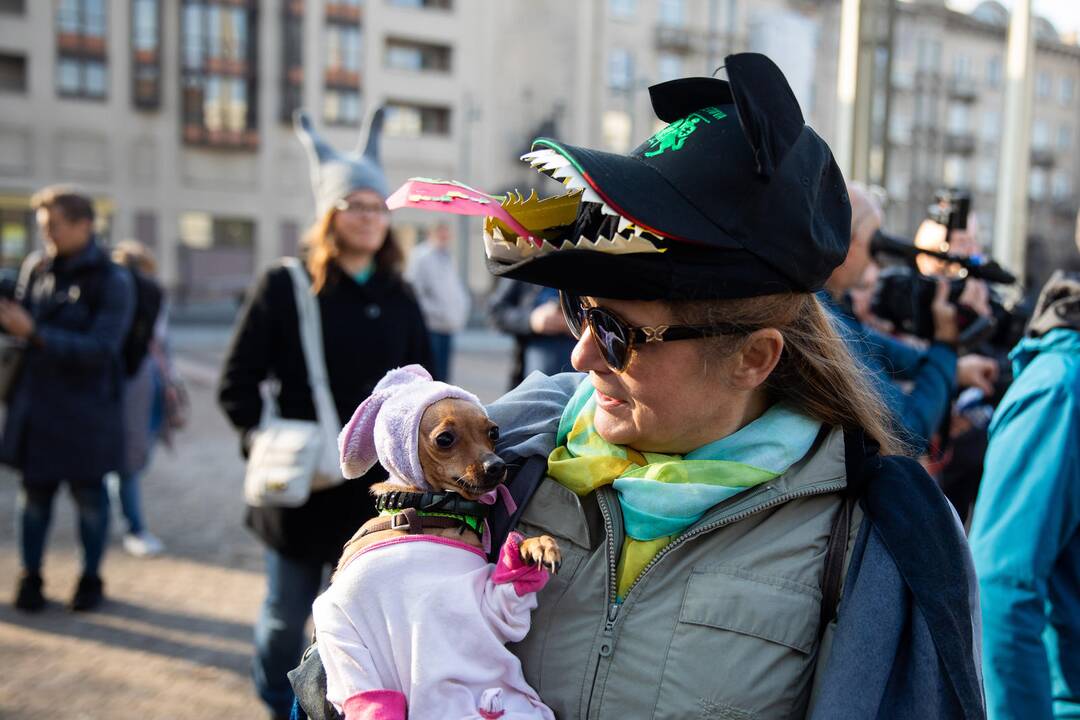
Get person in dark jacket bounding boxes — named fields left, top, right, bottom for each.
left=217, top=108, right=432, bottom=720
left=821, top=182, right=999, bottom=455
left=488, top=278, right=577, bottom=387
left=2, top=186, right=135, bottom=612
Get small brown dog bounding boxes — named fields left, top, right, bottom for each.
left=317, top=366, right=561, bottom=719
left=336, top=388, right=559, bottom=575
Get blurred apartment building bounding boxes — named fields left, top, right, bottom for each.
left=0, top=0, right=1076, bottom=304
left=881, top=0, right=1080, bottom=288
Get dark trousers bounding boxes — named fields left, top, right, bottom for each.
left=17, top=480, right=109, bottom=577
left=428, top=331, right=453, bottom=382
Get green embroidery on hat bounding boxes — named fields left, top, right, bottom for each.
left=644, top=106, right=726, bottom=157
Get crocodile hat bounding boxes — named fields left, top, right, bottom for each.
left=486, top=53, right=851, bottom=300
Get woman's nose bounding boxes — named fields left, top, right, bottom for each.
left=571, top=326, right=607, bottom=374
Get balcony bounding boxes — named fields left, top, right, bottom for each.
left=944, top=132, right=976, bottom=154
left=948, top=77, right=978, bottom=102
left=326, top=3, right=362, bottom=23
left=654, top=25, right=692, bottom=52
left=1031, top=147, right=1056, bottom=167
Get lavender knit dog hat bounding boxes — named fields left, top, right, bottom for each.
left=339, top=365, right=486, bottom=490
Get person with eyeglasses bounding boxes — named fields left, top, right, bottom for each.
left=218, top=109, right=432, bottom=720
left=289, top=56, right=982, bottom=720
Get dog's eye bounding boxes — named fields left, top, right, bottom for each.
left=488, top=426, right=500, bottom=442
left=435, top=431, right=456, bottom=449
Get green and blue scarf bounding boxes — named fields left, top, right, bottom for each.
left=547, top=379, right=821, bottom=598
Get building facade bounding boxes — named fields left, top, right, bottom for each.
left=0, top=0, right=1076, bottom=305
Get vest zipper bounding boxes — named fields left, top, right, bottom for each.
left=585, top=487, right=622, bottom=719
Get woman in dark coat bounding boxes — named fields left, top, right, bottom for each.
left=217, top=109, right=432, bottom=720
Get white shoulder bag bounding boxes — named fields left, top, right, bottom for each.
left=244, top=259, right=344, bottom=508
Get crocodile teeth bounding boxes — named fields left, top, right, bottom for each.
left=599, top=203, right=619, bottom=216
left=551, top=165, right=575, bottom=180
left=580, top=186, right=604, bottom=204
left=617, top=216, right=635, bottom=233
left=521, top=149, right=555, bottom=164
left=539, top=155, right=572, bottom=172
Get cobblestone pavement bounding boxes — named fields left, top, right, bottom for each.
left=0, top=325, right=513, bottom=720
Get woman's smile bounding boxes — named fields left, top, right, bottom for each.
left=593, top=385, right=627, bottom=411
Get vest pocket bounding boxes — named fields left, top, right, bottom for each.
left=653, top=566, right=821, bottom=719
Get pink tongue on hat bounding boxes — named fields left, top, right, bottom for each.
left=386, top=178, right=543, bottom=248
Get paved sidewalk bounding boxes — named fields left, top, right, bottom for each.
left=0, top=325, right=515, bottom=719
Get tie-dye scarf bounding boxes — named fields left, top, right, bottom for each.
left=547, top=379, right=821, bottom=599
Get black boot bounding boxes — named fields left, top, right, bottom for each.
left=14, top=572, right=46, bottom=612
left=69, top=574, right=104, bottom=612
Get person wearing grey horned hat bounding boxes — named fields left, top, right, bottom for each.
left=218, top=107, right=432, bottom=720
left=289, top=54, right=982, bottom=720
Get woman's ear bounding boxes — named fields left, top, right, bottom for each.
left=730, top=329, right=784, bottom=390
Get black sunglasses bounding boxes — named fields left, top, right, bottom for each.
left=559, top=291, right=753, bottom=372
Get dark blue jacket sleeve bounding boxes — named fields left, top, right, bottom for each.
left=33, top=265, right=135, bottom=372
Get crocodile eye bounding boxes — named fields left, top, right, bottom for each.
left=435, top=431, right=456, bottom=449
left=488, top=426, right=500, bottom=442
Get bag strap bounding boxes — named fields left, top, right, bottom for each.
left=281, top=258, right=341, bottom=428
left=818, top=493, right=854, bottom=638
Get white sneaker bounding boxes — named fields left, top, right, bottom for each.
left=123, top=531, right=165, bottom=557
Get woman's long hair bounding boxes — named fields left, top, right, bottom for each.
left=302, top=209, right=403, bottom=294
left=670, top=293, right=904, bottom=456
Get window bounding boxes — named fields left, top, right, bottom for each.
left=657, top=52, right=682, bottom=82
left=976, top=158, right=996, bottom=193
left=56, top=0, right=108, bottom=99
left=1029, top=168, right=1047, bottom=200
left=181, top=0, right=258, bottom=148
left=326, top=24, right=362, bottom=74
left=658, top=0, right=684, bottom=28
left=1032, top=119, right=1050, bottom=150
left=943, top=155, right=969, bottom=187
left=179, top=212, right=254, bottom=249
left=324, top=89, right=361, bottom=125
left=384, top=102, right=450, bottom=137
left=1061, top=77, right=1075, bottom=106
left=325, top=7, right=362, bottom=125
left=385, top=39, right=451, bottom=72
left=952, top=53, right=971, bottom=80
left=602, top=110, right=632, bottom=153
left=388, top=0, right=451, bottom=9
left=609, top=0, right=635, bottom=20
left=1052, top=171, right=1071, bottom=200
left=916, top=37, right=941, bottom=72
left=1036, top=71, right=1051, bottom=99
left=986, top=55, right=1002, bottom=88
left=608, top=49, right=633, bottom=90
left=0, top=0, right=25, bottom=13
left=280, top=0, right=303, bottom=121
left=131, top=0, right=160, bottom=109
left=947, top=104, right=969, bottom=135
left=0, top=53, right=26, bottom=93
left=888, top=113, right=911, bottom=144
left=980, top=111, right=999, bottom=142
left=0, top=204, right=33, bottom=270
left=1059, top=125, right=1071, bottom=151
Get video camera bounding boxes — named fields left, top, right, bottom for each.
left=870, top=189, right=1017, bottom=345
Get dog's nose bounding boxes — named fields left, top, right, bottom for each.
left=483, top=457, right=506, bottom=482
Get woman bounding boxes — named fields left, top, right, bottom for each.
left=219, top=109, right=432, bottom=720
left=294, top=55, right=982, bottom=720
left=111, top=239, right=168, bottom=557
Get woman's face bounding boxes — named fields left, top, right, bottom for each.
left=332, top=189, right=389, bottom=256
left=570, top=297, right=765, bottom=455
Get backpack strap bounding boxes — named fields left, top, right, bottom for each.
left=818, top=428, right=877, bottom=638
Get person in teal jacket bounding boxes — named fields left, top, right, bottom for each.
left=970, top=269, right=1080, bottom=719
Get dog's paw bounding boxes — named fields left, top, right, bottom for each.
left=519, top=535, right=561, bottom=574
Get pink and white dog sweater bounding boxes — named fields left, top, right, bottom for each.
left=313, top=532, right=555, bottom=720
left=314, top=365, right=555, bottom=720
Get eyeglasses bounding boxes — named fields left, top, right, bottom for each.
left=334, top=199, right=389, bottom=215
left=558, top=291, right=753, bottom=372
